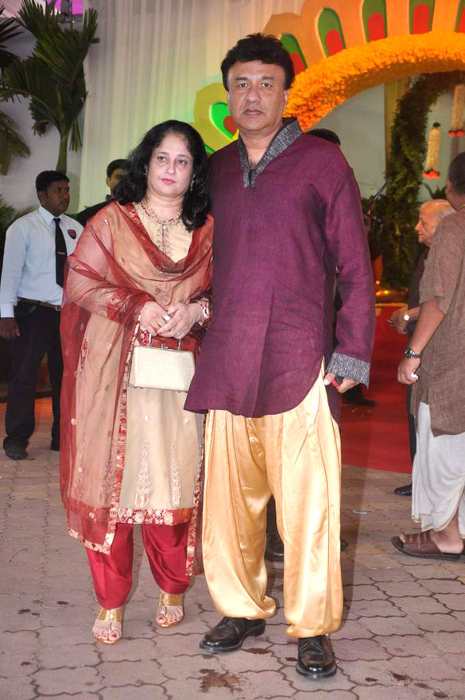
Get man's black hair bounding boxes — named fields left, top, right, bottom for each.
left=221, top=33, right=294, bottom=91
left=448, top=152, right=465, bottom=195
left=35, top=170, right=69, bottom=194
left=106, top=159, right=129, bottom=179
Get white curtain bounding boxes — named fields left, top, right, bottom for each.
left=79, top=0, right=304, bottom=207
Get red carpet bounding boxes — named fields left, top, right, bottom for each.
left=341, top=306, right=411, bottom=473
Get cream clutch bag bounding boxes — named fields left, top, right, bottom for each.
left=129, top=344, right=195, bottom=392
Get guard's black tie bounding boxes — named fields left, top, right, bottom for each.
left=54, top=217, right=67, bottom=287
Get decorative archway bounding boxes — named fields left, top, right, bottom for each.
left=285, top=31, right=465, bottom=128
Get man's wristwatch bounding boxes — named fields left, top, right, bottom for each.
left=404, top=346, right=421, bottom=359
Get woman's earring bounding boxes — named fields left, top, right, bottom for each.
left=144, top=165, right=148, bottom=175
left=189, top=176, right=195, bottom=192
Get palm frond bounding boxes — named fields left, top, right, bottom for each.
left=16, top=0, right=60, bottom=38
left=2, top=0, right=99, bottom=172
left=0, top=110, right=30, bottom=174
left=0, top=6, right=22, bottom=71
left=69, top=115, right=81, bottom=151
left=3, top=56, right=60, bottom=132
left=27, top=9, right=98, bottom=86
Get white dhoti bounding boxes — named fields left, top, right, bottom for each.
left=413, top=401, right=465, bottom=536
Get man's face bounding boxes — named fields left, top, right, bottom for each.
left=39, top=180, right=70, bottom=216
left=106, top=168, right=126, bottom=195
left=415, top=205, right=439, bottom=247
left=226, top=60, right=288, bottom=137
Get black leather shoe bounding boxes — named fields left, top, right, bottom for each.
left=50, top=439, right=60, bottom=452
left=394, top=483, right=412, bottom=497
left=297, top=635, right=337, bottom=679
left=4, top=442, right=28, bottom=460
left=199, top=617, right=266, bottom=653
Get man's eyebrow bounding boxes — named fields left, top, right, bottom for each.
left=233, top=75, right=276, bottom=81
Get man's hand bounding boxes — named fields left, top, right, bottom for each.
left=323, top=373, right=359, bottom=394
left=397, top=357, right=420, bottom=385
left=388, top=307, right=408, bottom=334
left=0, top=318, right=20, bottom=340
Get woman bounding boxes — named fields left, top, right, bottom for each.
left=60, top=121, right=212, bottom=644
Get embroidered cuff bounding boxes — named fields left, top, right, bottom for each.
left=327, top=353, right=370, bottom=387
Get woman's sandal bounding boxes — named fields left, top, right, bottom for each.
left=155, top=591, right=184, bottom=628
left=391, top=530, right=463, bottom=561
left=92, top=606, right=124, bottom=644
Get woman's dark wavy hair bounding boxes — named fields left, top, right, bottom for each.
left=115, top=120, right=209, bottom=230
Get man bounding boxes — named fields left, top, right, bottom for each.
left=186, top=34, right=375, bottom=679
left=0, top=171, right=82, bottom=460
left=389, top=199, right=453, bottom=498
left=393, top=154, right=465, bottom=560
left=76, top=158, right=128, bottom=226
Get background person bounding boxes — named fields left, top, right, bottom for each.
left=76, top=158, right=129, bottom=226
left=0, top=171, right=82, bottom=460
left=388, top=199, right=453, bottom=497
left=393, top=155, right=465, bottom=560
left=60, top=121, right=212, bottom=644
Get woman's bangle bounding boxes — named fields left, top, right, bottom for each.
left=196, top=299, right=210, bottom=326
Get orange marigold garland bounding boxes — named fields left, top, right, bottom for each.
left=286, top=32, right=465, bottom=129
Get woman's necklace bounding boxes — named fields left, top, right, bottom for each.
left=140, top=199, right=182, bottom=254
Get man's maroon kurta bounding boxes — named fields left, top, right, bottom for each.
left=186, top=121, right=375, bottom=418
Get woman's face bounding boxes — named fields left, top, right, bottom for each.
left=146, top=132, right=193, bottom=201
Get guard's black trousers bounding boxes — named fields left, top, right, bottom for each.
left=4, top=304, right=62, bottom=450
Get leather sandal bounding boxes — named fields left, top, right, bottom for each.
left=392, top=530, right=463, bottom=561
left=155, top=591, right=184, bottom=628
left=92, top=606, right=123, bottom=644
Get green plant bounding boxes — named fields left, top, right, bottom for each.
left=1, top=0, right=98, bottom=173
left=382, top=71, right=465, bottom=288
left=0, top=194, right=17, bottom=271
left=0, top=4, right=29, bottom=174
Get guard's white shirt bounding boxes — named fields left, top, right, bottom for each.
left=0, top=206, right=83, bottom=318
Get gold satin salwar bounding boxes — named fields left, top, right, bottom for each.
left=202, top=368, right=342, bottom=638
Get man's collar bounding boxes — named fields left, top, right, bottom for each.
left=238, top=118, right=302, bottom=188
left=38, top=205, right=57, bottom=224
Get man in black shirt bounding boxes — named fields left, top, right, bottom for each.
left=76, top=158, right=128, bottom=226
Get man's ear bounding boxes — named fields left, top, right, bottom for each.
left=105, top=176, right=111, bottom=189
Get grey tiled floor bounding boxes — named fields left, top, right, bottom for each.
left=1, top=399, right=465, bottom=699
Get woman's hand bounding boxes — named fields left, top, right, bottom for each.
left=156, top=302, right=203, bottom=339
left=139, top=301, right=171, bottom=335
